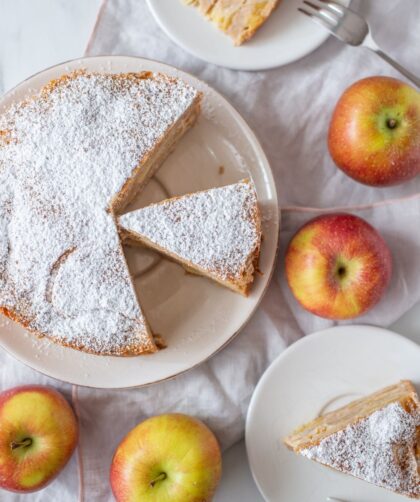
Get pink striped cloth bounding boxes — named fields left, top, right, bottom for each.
left=1, top=1, right=419, bottom=500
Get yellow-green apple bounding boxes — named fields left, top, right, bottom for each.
left=285, top=213, right=392, bottom=320
left=328, top=76, right=420, bottom=186
left=0, top=385, right=78, bottom=493
left=110, top=413, right=222, bottom=502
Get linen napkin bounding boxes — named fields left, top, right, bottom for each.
left=1, top=1, right=420, bottom=500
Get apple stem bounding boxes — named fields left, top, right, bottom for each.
left=10, top=437, right=32, bottom=450
left=337, top=266, right=346, bottom=278
left=386, top=118, right=397, bottom=129
left=150, top=472, right=167, bottom=488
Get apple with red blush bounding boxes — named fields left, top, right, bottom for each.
left=329, top=76, right=420, bottom=186
left=0, top=385, right=78, bottom=493
left=285, top=213, right=392, bottom=320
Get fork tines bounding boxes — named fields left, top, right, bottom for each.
left=298, top=0, right=344, bottom=29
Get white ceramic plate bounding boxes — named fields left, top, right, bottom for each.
left=0, top=55, right=279, bottom=388
left=146, top=0, right=350, bottom=71
left=246, top=325, right=420, bottom=502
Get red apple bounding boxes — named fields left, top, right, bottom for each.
left=285, top=213, right=392, bottom=320
left=0, top=385, right=78, bottom=493
left=328, top=76, right=420, bottom=186
left=110, top=413, right=222, bottom=502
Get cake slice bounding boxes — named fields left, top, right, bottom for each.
left=185, top=0, right=216, bottom=14
left=119, top=179, right=261, bottom=296
left=185, top=0, right=281, bottom=45
left=284, top=381, right=420, bottom=499
left=0, top=70, right=201, bottom=355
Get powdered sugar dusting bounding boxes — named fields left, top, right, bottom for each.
left=0, top=71, right=198, bottom=354
left=302, top=402, right=420, bottom=497
left=119, top=180, right=261, bottom=282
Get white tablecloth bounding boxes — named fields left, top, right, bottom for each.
left=1, top=1, right=419, bottom=500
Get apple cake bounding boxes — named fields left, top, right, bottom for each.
left=119, top=179, right=261, bottom=296
left=284, top=381, right=420, bottom=499
left=0, top=70, right=201, bottom=356
left=185, top=0, right=281, bottom=45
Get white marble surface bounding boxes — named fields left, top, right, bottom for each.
left=0, top=1, right=418, bottom=501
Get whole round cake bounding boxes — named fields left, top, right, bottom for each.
left=0, top=70, right=201, bottom=356
left=0, top=70, right=262, bottom=356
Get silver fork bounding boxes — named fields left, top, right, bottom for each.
left=299, top=0, right=420, bottom=88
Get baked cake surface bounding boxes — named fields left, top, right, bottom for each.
left=185, top=0, right=281, bottom=45
left=285, top=381, right=420, bottom=499
left=0, top=71, right=200, bottom=355
left=119, top=179, right=261, bottom=295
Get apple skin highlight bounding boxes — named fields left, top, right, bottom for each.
left=110, top=413, right=222, bottom=502
left=285, top=213, right=392, bottom=320
left=0, top=385, right=78, bottom=493
left=328, top=76, right=420, bottom=187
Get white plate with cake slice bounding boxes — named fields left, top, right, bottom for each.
left=245, top=325, right=420, bottom=502
left=146, top=0, right=351, bottom=71
left=0, top=55, right=279, bottom=388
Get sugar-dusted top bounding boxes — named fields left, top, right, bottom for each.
left=0, top=71, right=199, bottom=354
left=302, top=402, right=420, bottom=497
left=119, top=179, right=261, bottom=282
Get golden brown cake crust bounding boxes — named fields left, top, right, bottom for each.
left=186, top=0, right=281, bottom=45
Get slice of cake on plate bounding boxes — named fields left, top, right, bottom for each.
left=284, top=380, right=420, bottom=499
left=118, top=179, right=262, bottom=296
left=0, top=70, right=201, bottom=355
left=185, top=0, right=281, bottom=45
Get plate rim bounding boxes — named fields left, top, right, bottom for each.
left=145, top=0, right=350, bottom=71
left=0, top=54, right=279, bottom=389
left=245, top=324, right=420, bottom=501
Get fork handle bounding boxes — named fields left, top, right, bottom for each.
left=362, top=33, right=420, bottom=88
